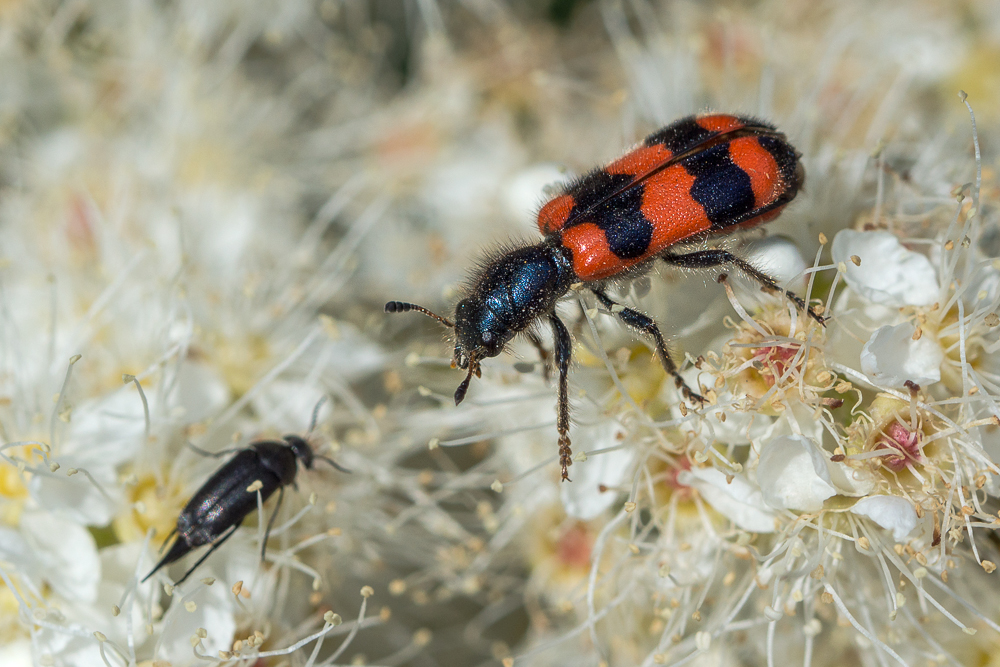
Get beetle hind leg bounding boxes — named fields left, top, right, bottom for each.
left=171, top=525, right=240, bottom=586
left=590, top=288, right=705, bottom=407
left=662, top=249, right=825, bottom=325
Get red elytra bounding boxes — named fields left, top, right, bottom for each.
left=536, top=113, right=802, bottom=281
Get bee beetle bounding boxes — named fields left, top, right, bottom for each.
left=387, top=114, right=824, bottom=482
left=144, top=410, right=348, bottom=585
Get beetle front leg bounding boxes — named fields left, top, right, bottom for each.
left=261, top=486, right=285, bottom=561
left=590, top=288, right=705, bottom=406
left=525, top=330, right=551, bottom=382
left=549, top=313, right=573, bottom=482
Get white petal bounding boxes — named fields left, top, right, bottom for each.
left=37, top=386, right=153, bottom=523
left=757, top=403, right=825, bottom=449
left=30, top=471, right=118, bottom=526
left=756, top=436, right=836, bottom=512
left=169, top=361, right=231, bottom=424
left=860, top=323, right=943, bottom=389
left=21, top=510, right=101, bottom=603
left=31, top=630, right=103, bottom=667
left=0, top=527, right=38, bottom=580
left=831, top=230, right=939, bottom=307
left=678, top=467, right=778, bottom=533
left=826, top=288, right=901, bottom=372
left=686, top=383, right=775, bottom=446
left=0, top=639, right=31, bottom=667
left=742, top=236, right=808, bottom=290
left=250, top=380, right=330, bottom=433
left=561, top=428, right=634, bottom=519
left=851, top=495, right=917, bottom=541
left=827, top=460, right=877, bottom=496
left=64, top=389, right=148, bottom=463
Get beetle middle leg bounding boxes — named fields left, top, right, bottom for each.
left=662, top=249, right=825, bottom=325
left=590, top=288, right=705, bottom=406
left=260, top=486, right=284, bottom=561
left=549, top=313, right=573, bottom=482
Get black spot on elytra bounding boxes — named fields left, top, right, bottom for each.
left=644, top=116, right=715, bottom=154
left=565, top=172, right=652, bottom=260
left=683, top=143, right=755, bottom=228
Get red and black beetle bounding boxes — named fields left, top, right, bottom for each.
left=387, top=113, right=823, bottom=481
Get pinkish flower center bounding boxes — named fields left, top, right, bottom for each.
left=879, top=421, right=920, bottom=472
left=754, top=344, right=799, bottom=386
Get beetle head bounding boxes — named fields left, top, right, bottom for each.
left=283, top=434, right=315, bottom=469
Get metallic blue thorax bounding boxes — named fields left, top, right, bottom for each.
left=455, top=243, right=573, bottom=358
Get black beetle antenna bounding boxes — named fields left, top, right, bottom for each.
left=316, top=454, right=351, bottom=473
left=385, top=301, right=454, bottom=328
left=308, top=396, right=329, bottom=434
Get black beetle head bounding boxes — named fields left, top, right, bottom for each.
left=453, top=297, right=506, bottom=362
left=283, top=434, right=315, bottom=469
left=453, top=293, right=517, bottom=406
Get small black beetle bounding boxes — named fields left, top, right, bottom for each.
left=143, top=433, right=348, bottom=585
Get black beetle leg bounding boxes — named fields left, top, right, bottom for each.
left=590, top=287, right=705, bottom=406
left=549, top=313, right=573, bottom=482
left=173, top=524, right=239, bottom=586
left=662, top=249, right=825, bottom=325
left=261, top=486, right=284, bottom=562
left=156, top=529, right=177, bottom=555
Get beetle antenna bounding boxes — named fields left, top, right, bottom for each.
left=308, top=395, right=329, bottom=434
left=316, top=454, right=351, bottom=473
left=186, top=441, right=239, bottom=459
left=454, top=355, right=480, bottom=405
left=385, top=301, right=454, bottom=328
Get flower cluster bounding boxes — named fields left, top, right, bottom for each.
left=457, top=105, right=1000, bottom=665
left=2, top=1, right=1000, bottom=666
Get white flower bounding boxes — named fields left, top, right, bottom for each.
left=831, top=230, right=940, bottom=307
left=860, top=322, right=943, bottom=389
